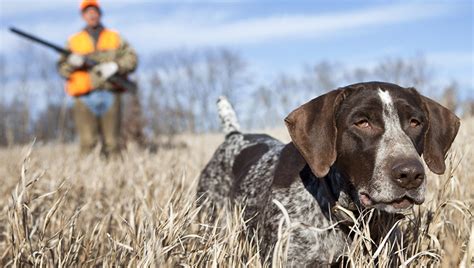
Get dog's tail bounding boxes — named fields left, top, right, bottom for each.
left=217, top=96, right=240, bottom=134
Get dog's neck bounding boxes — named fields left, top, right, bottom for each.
left=300, top=165, right=404, bottom=238
left=300, top=165, right=359, bottom=225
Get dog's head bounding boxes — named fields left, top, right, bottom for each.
left=285, top=82, right=460, bottom=213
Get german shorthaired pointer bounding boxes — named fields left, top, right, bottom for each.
left=196, top=81, right=460, bottom=266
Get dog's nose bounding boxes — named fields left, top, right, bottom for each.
left=391, top=160, right=425, bottom=189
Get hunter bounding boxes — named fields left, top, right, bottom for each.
left=57, top=0, right=137, bottom=158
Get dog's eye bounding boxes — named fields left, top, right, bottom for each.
left=355, top=119, right=370, bottom=128
left=410, top=119, right=421, bottom=128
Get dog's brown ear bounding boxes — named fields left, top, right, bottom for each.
left=285, top=89, right=344, bottom=178
left=421, top=95, right=460, bottom=174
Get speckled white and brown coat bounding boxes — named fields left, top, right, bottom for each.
left=197, top=82, right=460, bottom=266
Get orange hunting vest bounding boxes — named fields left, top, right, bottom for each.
left=66, top=29, right=121, bottom=96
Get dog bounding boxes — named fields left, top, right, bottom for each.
left=196, top=81, right=460, bottom=266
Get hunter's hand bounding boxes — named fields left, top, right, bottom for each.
left=94, top=62, right=119, bottom=80
left=67, top=53, right=85, bottom=68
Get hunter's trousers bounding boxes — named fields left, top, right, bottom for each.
left=73, top=92, right=121, bottom=158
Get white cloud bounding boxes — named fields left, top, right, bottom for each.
left=111, top=2, right=451, bottom=51
left=1, top=2, right=454, bottom=54
left=2, top=1, right=470, bottom=94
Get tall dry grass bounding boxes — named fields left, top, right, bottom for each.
left=0, top=119, right=472, bottom=267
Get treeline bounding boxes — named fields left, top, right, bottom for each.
left=0, top=46, right=472, bottom=147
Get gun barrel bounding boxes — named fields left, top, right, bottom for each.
left=9, top=27, right=69, bottom=55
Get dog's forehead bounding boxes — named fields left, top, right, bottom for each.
left=338, top=86, right=384, bottom=112
left=341, top=83, right=424, bottom=113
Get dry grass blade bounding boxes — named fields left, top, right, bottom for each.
left=0, top=118, right=472, bottom=267
left=400, top=250, right=440, bottom=267
left=371, top=220, right=401, bottom=260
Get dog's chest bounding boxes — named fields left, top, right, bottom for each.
left=265, top=181, right=350, bottom=265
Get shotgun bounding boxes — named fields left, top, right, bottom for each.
left=9, top=26, right=137, bottom=94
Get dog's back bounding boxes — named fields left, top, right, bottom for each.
left=196, top=97, right=284, bottom=221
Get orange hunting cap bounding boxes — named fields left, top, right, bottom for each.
left=80, top=0, right=101, bottom=13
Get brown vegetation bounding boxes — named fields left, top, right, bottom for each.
left=0, top=118, right=472, bottom=267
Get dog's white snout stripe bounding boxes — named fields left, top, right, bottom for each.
left=378, top=90, right=392, bottom=106
left=370, top=89, right=425, bottom=202
left=377, top=88, right=416, bottom=157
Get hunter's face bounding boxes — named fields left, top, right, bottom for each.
left=82, top=7, right=101, bottom=28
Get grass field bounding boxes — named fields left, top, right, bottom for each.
left=0, top=119, right=473, bottom=267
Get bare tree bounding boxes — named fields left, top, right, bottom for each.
left=249, top=85, right=275, bottom=128
left=462, top=99, right=474, bottom=118
left=374, top=57, right=407, bottom=85
left=14, top=44, right=34, bottom=144
left=143, top=48, right=250, bottom=135
left=343, top=67, right=370, bottom=84
left=373, top=55, right=433, bottom=92
left=1, top=44, right=468, bottom=146
left=36, top=51, right=71, bottom=142
left=0, top=54, right=8, bottom=146
left=301, top=61, right=338, bottom=95
left=34, top=103, right=75, bottom=142
left=440, top=81, right=459, bottom=112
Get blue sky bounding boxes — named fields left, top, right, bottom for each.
left=1, top=0, right=473, bottom=99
